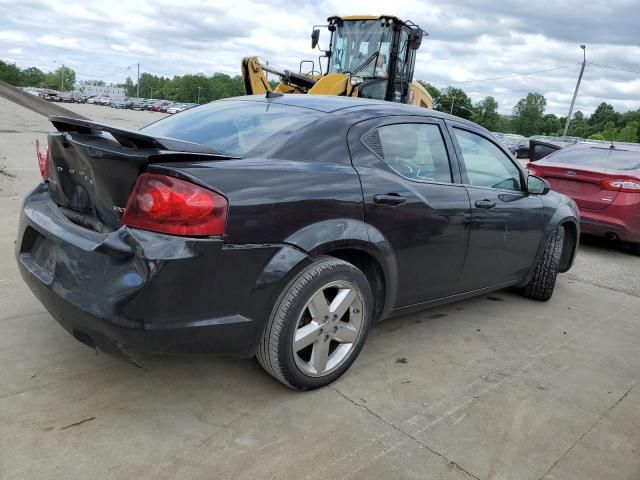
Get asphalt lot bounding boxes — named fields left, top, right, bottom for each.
left=1, top=99, right=639, bottom=480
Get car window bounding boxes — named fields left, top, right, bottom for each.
left=454, top=128, right=522, bottom=191
left=532, top=143, right=558, bottom=161
left=549, top=147, right=640, bottom=171
left=142, top=100, right=324, bottom=157
left=370, top=123, right=452, bottom=183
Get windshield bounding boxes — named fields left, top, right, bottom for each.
left=550, top=147, right=640, bottom=171
left=329, top=20, right=393, bottom=77
left=142, top=100, right=324, bottom=157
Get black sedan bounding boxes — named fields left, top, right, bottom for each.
left=16, top=95, right=579, bottom=389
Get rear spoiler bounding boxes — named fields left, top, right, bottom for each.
left=49, top=116, right=235, bottom=157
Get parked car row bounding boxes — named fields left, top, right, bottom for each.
left=88, top=96, right=199, bottom=114
left=32, top=88, right=91, bottom=103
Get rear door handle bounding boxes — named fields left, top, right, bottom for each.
left=475, top=199, right=496, bottom=209
left=373, top=193, right=406, bottom=206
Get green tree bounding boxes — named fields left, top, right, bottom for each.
left=43, top=66, right=76, bottom=91
left=616, top=121, right=639, bottom=142
left=120, top=76, right=136, bottom=97
left=540, top=114, right=560, bottom=135
left=589, top=103, right=619, bottom=131
left=436, top=87, right=473, bottom=119
left=567, top=111, right=594, bottom=138
left=496, top=114, right=514, bottom=133
left=0, top=60, right=22, bottom=85
left=20, top=66, right=45, bottom=87
left=603, top=121, right=618, bottom=142
left=512, top=92, right=546, bottom=136
left=471, top=96, right=500, bottom=131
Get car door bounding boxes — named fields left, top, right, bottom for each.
left=448, top=123, right=545, bottom=290
left=348, top=116, right=471, bottom=307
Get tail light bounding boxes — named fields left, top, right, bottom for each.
left=122, top=173, right=228, bottom=236
left=601, top=179, right=640, bottom=193
left=35, top=139, right=50, bottom=181
left=526, top=165, right=540, bottom=176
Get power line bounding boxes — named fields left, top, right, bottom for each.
left=587, top=62, right=640, bottom=75
left=431, top=63, right=580, bottom=86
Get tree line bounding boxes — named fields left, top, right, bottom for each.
left=1, top=59, right=637, bottom=142
left=420, top=82, right=639, bottom=142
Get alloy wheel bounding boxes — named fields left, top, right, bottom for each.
left=292, top=280, right=364, bottom=377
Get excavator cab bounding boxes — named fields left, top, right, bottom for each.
left=320, top=15, right=424, bottom=104
left=241, top=15, right=432, bottom=108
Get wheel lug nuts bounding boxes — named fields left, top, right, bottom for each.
left=333, top=326, right=338, bottom=332
left=353, top=308, right=360, bottom=314
left=324, top=315, right=329, bottom=320
left=324, top=335, right=330, bottom=341
left=318, top=328, right=323, bottom=335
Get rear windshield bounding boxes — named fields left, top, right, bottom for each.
left=142, top=100, right=324, bottom=156
left=550, top=147, right=640, bottom=171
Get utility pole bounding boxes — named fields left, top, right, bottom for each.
left=197, top=86, right=201, bottom=104
left=150, top=87, right=153, bottom=99
left=450, top=96, right=455, bottom=115
left=563, top=44, right=586, bottom=136
left=127, top=62, right=141, bottom=98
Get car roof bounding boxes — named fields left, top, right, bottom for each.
left=219, top=94, right=480, bottom=128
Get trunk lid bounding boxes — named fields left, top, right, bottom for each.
left=534, top=162, right=620, bottom=211
left=45, top=116, right=234, bottom=232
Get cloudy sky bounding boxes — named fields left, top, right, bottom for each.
left=1, top=0, right=639, bottom=115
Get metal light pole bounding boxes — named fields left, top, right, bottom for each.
left=127, top=62, right=141, bottom=98
left=563, top=44, right=586, bottom=136
left=450, top=96, right=456, bottom=115
left=197, top=86, right=202, bottom=104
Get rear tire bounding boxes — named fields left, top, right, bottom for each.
left=520, top=226, right=565, bottom=301
left=257, top=256, right=373, bottom=390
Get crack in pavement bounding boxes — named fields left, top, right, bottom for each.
left=329, top=385, right=481, bottom=480
left=316, top=305, right=628, bottom=480
left=538, top=383, right=637, bottom=480
left=60, top=416, right=96, bottom=430
left=565, top=274, right=640, bottom=298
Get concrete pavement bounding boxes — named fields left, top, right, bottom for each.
left=1, top=100, right=638, bottom=480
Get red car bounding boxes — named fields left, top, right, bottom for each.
left=151, top=100, right=171, bottom=112
left=528, top=143, right=640, bottom=254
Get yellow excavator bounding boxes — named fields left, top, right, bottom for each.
left=241, top=15, right=433, bottom=108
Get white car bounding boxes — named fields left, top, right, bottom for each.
left=166, top=103, right=183, bottom=114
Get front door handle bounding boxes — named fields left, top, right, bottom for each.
left=373, top=193, right=407, bottom=206
left=475, top=199, right=496, bottom=209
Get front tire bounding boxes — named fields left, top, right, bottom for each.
left=257, top=257, right=373, bottom=390
left=520, top=226, right=565, bottom=301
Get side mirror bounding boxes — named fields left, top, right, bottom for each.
left=527, top=175, right=550, bottom=195
left=409, top=28, right=423, bottom=50
left=311, top=29, right=320, bottom=49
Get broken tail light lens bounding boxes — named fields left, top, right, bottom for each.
left=122, top=173, right=228, bottom=236
left=35, top=139, right=50, bottom=181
